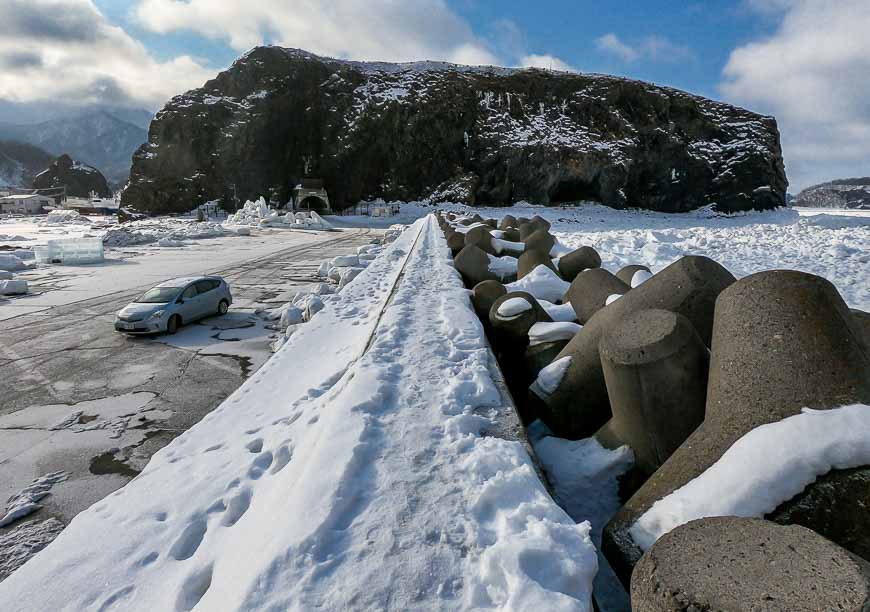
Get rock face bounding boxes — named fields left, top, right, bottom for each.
left=32, top=154, right=111, bottom=198
left=0, top=140, right=54, bottom=187
left=631, top=517, right=870, bottom=612
left=795, top=177, right=870, bottom=209
left=123, top=46, right=788, bottom=214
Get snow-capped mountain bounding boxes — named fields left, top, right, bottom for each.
left=0, top=139, right=54, bottom=188
left=0, top=111, right=148, bottom=186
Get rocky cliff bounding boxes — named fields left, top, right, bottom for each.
left=0, top=139, right=53, bottom=187
left=795, top=178, right=870, bottom=209
left=124, top=46, right=788, bottom=214
left=33, top=154, right=111, bottom=198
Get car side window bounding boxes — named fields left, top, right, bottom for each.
left=194, top=280, right=214, bottom=294
left=182, top=285, right=197, bottom=300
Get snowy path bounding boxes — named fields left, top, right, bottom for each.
left=0, top=216, right=595, bottom=610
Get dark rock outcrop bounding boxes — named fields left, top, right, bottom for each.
left=0, top=140, right=53, bottom=187
left=123, top=46, right=787, bottom=214
left=795, top=177, right=870, bottom=209
left=32, top=154, right=111, bottom=198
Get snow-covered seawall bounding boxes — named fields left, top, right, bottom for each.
left=0, top=216, right=596, bottom=611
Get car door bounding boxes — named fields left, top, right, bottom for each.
left=177, top=284, right=200, bottom=322
left=194, top=279, right=219, bottom=317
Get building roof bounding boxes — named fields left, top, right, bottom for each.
left=0, top=194, right=51, bottom=201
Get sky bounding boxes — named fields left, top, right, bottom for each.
left=0, top=0, right=868, bottom=191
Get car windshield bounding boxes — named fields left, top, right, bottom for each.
left=136, top=287, right=181, bottom=303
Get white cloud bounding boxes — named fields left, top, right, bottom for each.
left=720, top=0, right=870, bottom=190
left=134, top=0, right=498, bottom=66
left=596, top=32, right=693, bottom=64
left=0, top=0, right=213, bottom=111
left=596, top=33, right=639, bottom=62
left=520, top=54, right=577, bottom=73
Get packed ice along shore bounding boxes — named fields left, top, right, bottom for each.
left=0, top=217, right=598, bottom=611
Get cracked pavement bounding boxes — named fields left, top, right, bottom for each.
left=0, top=228, right=378, bottom=571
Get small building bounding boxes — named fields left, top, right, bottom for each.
left=0, top=194, right=54, bottom=214
left=291, top=178, right=332, bottom=213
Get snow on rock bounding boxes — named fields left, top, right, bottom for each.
left=538, top=300, right=578, bottom=322
left=529, top=322, right=582, bottom=346
left=279, top=306, right=304, bottom=328
left=0, top=254, right=25, bottom=271
left=604, top=293, right=622, bottom=306
left=487, top=253, right=518, bottom=281
left=496, top=297, right=532, bottom=318
left=491, top=237, right=524, bottom=255
left=0, top=472, right=68, bottom=528
left=531, top=356, right=573, bottom=396
left=331, top=254, right=360, bottom=267
left=506, top=264, right=571, bottom=303
left=630, top=404, right=870, bottom=552
left=0, top=216, right=597, bottom=611
left=338, top=266, right=363, bottom=289
left=0, top=279, right=27, bottom=295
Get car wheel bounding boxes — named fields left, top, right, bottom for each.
left=167, top=315, right=181, bottom=335
left=218, top=299, right=229, bottom=315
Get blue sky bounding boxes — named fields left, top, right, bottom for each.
left=1, top=1, right=869, bottom=189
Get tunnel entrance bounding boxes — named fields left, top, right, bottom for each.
left=549, top=177, right=601, bottom=204
left=298, top=196, right=329, bottom=212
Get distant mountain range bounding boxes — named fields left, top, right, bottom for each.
left=0, top=139, right=54, bottom=187
left=795, top=177, right=870, bottom=209
left=0, top=109, right=151, bottom=187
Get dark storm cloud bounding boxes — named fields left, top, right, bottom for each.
left=0, top=51, right=44, bottom=70
left=0, top=1, right=100, bottom=43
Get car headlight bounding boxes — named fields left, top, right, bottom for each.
left=149, top=310, right=165, bottom=320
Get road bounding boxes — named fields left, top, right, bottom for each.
left=0, top=228, right=376, bottom=576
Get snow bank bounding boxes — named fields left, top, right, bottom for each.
left=438, top=203, right=870, bottom=310
left=630, top=404, right=870, bottom=552
left=43, top=210, right=88, bottom=225
left=506, top=265, right=570, bottom=303
left=487, top=254, right=518, bottom=280
left=0, top=216, right=596, bottom=610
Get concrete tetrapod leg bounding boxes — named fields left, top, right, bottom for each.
left=523, top=229, right=556, bottom=255
left=557, top=246, right=602, bottom=282
left=631, top=517, right=870, bottom=612
left=464, top=225, right=495, bottom=254
left=518, top=222, right=540, bottom=241
left=603, top=270, right=870, bottom=585
left=852, top=309, right=870, bottom=347
left=489, top=291, right=553, bottom=349
left=596, top=309, right=708, bottom=477
left=517, top=249, right=558, bottom=280
left=446, top=230, right=466, bottom=256
left=501, top=228, right=521, bottom=243
left=471, top=280, right=507, bottom=321
left=565, top=268, right=630, bottom=324
left=532, top=256, right=735, bottom=440
left=615, top=264, right=651, bottom=287
left=498, top=214, right=518, bottom=230
left=529, top=215, right=551, bottom=232
left=525, top=339, right=570, bottom=380
left=453, top=244, right=498, bottom=287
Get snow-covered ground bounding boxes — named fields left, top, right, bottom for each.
left=438, top=203, right=870, bottom=310
left=0, top=217, right=599, bottom=610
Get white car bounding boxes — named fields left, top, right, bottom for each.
left=115, top=276, right=233, bottom=334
